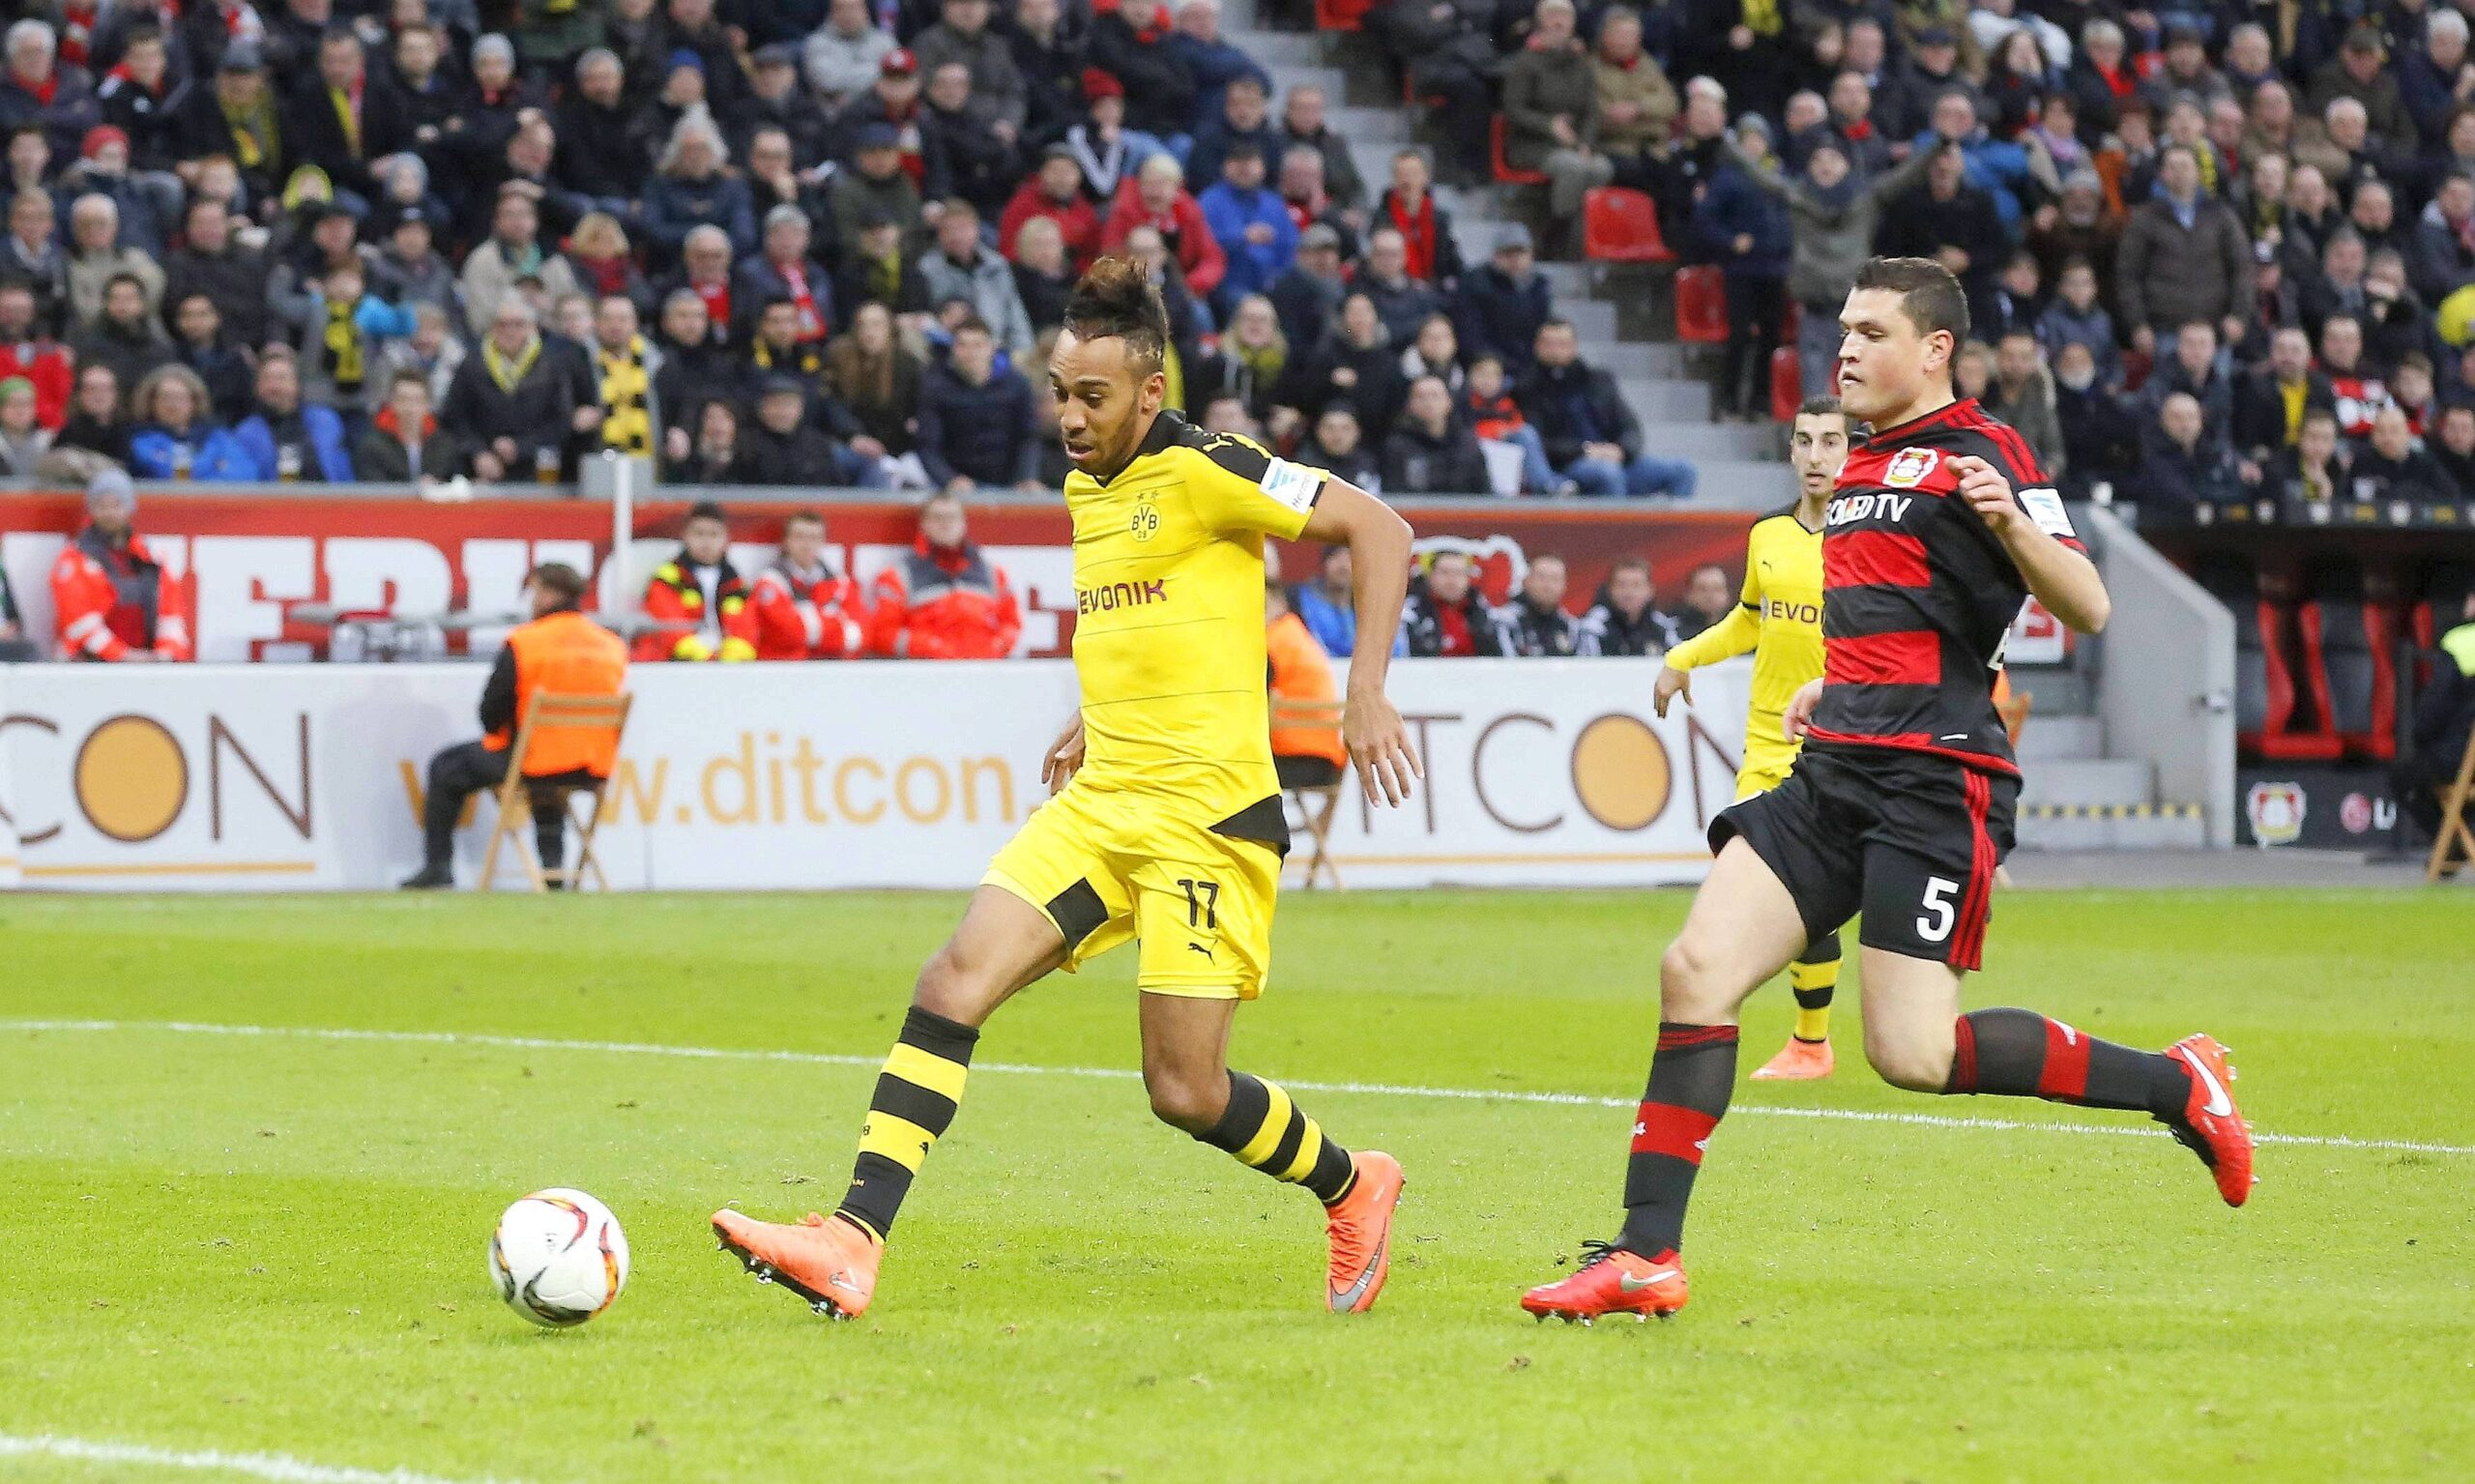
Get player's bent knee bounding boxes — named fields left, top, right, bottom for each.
left=1864, top=1028, right=1957, bottom=1091
left=1143, top=1066, right=1225, bottom=1133
left=912, top=945, right=993, bottom=1024
left=1659, top=936, right=1735, bottom=1022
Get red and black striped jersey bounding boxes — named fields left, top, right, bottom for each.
left=1808, top=397, right=2083, bottom=777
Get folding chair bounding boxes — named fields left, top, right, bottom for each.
left=480, top=690, right=633, bottom=892
left=1272, top=696, right=1347, bottom=890
left=2427, top=727, right=2475, bottom=884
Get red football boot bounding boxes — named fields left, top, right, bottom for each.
left=1519, top=1241, right=1689, bottom=1324
left=712, top=1208, right=883, bottom=1319
left=2164, top=1033, right=2255, bottom=1208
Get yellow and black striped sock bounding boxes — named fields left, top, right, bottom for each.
left=1197, top=1070, right=1358, bottom=1205
left=835, top=1005, right=978, bottom=1240
left=1789, top=930, right=1841, bottom=1044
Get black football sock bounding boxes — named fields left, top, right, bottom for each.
left=1195, top=1071, right=1359, bottom=1205
left=834, top=1005, right=979, bottom=1241
left=1944, top=1008, right=2192, bottom=1120
left=1616, top=1024, right=1739, bottom=1258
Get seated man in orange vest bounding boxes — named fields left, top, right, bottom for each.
left=749, top=509, right=868, bottom=659
left=864, top=491, right=1022, bottom=658
left=1267, top=574, right=1348, bottom=789
left=402, top=563, right=629, bottom=889
left=49, top=470, right=192, bottom=662
left=635, top=500, right=758, bottom=661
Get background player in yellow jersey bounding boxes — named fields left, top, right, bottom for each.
left=713, top=260, right=1423, bottom=1321
left=1651, top=397, right=1848, bottom=1081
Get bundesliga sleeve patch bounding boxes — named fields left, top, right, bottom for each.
left=2016, top=486, right=2077, bottom=538
left=1258, top=456, right=1325, bottom=514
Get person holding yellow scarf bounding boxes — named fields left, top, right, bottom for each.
left=441, top=298, right=600, bottom=482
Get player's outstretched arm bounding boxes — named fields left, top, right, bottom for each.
left=1299, top=477, right=1422, bottom=806
left=1949, top=455, right=2112, bottom=634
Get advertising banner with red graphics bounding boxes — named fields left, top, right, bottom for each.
left=0, top=492, right=1755, bottom=664
left=0, top=657, right=1752, bottom=891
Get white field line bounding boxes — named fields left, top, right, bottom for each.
left=7, top=1018, right=2472, bottom=1158
left=0, top=1433, right=529, bottom=1484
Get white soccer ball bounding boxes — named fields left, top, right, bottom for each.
left=489, top=1188, right=630, bottom=1327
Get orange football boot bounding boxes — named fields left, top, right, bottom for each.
left=1325, top=1151, right=1405, bottom=1313
left=1520, top=1241, right=1689, bottom=1324
left=1750, top=1036, right=1834, bottom=1081
left=712, top=1208, right=883, bottom=1319
left=2164, top=1033, right=2255, bottom=1208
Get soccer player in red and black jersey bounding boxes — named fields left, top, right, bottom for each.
left=1520, top=258, right=2255, bottom=1324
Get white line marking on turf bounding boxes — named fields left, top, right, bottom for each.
left=8, top=1019, right=2472, bottom=1158
left=0, top=1434, right=529, bottom=1484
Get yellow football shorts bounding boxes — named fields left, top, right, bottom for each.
left=983, top=782, right=1283, bottom=1000
left=1733, top=725, right=1803, bottom=803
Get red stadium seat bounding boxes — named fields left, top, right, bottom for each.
left=2246, top=600, right=2344, bottom=762
left=1491, top=115, right=1547, bottom=186
left=2305, top=600, right=2399, bottom=761
left=1674, top=265, right=1728, bottom=344
left=1581, top=188, right=1675, bottom=263
left=1769, top=345, right=1801, bottom=422
left=1782, top=300, right=1802, bottom=339
left=1317, top=0, right=1371, bottom=28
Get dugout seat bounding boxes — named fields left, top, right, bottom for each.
left=2307, top=600, right=2398, bottom=760
left=480, top=690, right=634, bottom=892
left=1674, top=265, right=1728, bottom=344
left=2250, top=600, right=2344, bottom=761
left=1273, top=696, right=1347, bottom=891
left=1490, top=115, right=1547, bottom=186
left=1769, top=345, right=1801, bottom=422
left=2203, top=563, right=2342, bottom=761
left=1582, top=188, right=1676, bottom=264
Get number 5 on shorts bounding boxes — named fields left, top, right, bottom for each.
left=1917, top=877, right=1960, bottom=943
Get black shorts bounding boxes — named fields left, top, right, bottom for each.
left=1709, top=742, right=2019, bottom=971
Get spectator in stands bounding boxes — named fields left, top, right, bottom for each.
left=1169, top=0, right=1268, bottom=124
left=740, top=373, right=873, bottom=488
left=1266, top=576, right=1349, bottom=787
left=867, top=490, right=1022, bottom=658
left=53, top=362, right=128, bottom=467
left=644, top=110, right=756, bottom=264
left=128, top=363, right=246, bottom=480
left=1578, top=554, right=1680, bottom=655
left=1011, top=217, right=1075, bottom=331
left=1519, top=319, right=1695, bottom=499
left=917, top=316, right=1039, bottom=494
left=1061, top=69, right=1163, bottom=205
left=2138, top=390, right=2244, bottom=509
left=647, top=291, right=723, bottom=449
left=2051, top=341, right=2139, bottom=498
left=1503, top=0, right=1611, bottom=239
left=1463, top=350, right=1560, bottom=494
left=2141, top=319, right=2235, bottom=442
left=2035, top=257, right=2118, bottom=388
left=1089, top=0, right=1197, bottom=144
left=665, top=398, right=745, bottom=484
left=1186, top=72, right=1278, bottom=194
left=740, top=45, right=834, bottom=170
left=63, top=194, right=160, bottom=326
left=1279, top=82, right=1365, bottom=214
left=68, top=272, right=168, bottom=400
left=1009, top=0, right=1086, bottom=147
left=2410, top=173, right=2475, bottom=304
left=750, top=509, right=868, bottom=662
left=2402, top=12, right=2474, bottom=148
left=1452, top=224, right=1551, bottom=379
left=1592, top=7, right=1677, bottom=162
left=736, top=206, right=834, bottom=348
left=922, top=199, right=1035, bottom=358
left=2266, top=405, right=2348, bottom=501
left=805, top=0, right=897, bottom=106
left=371, top=207, right=459, bottom=321
left=1295, top=400, right=1381, bottom=490
left=2351, top=405, right=2454, bottom=502
left=2360, top=249, right=2434, bottom=375
left=2233, top=325, right=2335, bottom=473
left=62, top=126, right=170, bottom=259
left=828, top=300, right=924, bottom=459
left=49, top=469, right=189, bottom=661
left=2434, top=404, right=2475, bottom=499
left=1267, top=220, right=1345, bottom=358
left=1198, top=140, right=1296, bottom=316
left=1383, top=372, right=1489, bottom=495
left=461, top=187, right=581, bottom=336
left=1374, top=148, right=1461, bottom=287
left=1673, top=562, right=1734, bottom=641
left=446, top=298, right=593, bottom=482
left=281, top=28, right=403, bottom=205
left=1357, top=225, right=1445, bottom=344
left=1189, top=291, right=1288, bottom=425
left=1876, top=136, right=2004, bottom=319
left=1398, top=312, right=1462, bottom=395
left=1403, top=548, right=1500, bottom=657
left=0, top=282, right=68, bottom=429
left=1279, top=290, right=1403, bottom=436
left=2116, top=144, right=2255, bottom=360
left=0, top=189, right=64, bottom=334
left=922, top=61, right=1023, bottom=218
left=830, top=123, right=926, bottom=258
left=1004, top=146, right=1102, bottom=271
left=1695, top=114, right=1791, bottom=421
left=1498, top=552, right=1578, bottom=656
left=837, top=210, right=933, bottom=322
left=399, top=561, right=627, bottom=891
left=2308, top=25, right=2409, bottom=147
left=234, top=348, right=351, bottom=481
left=1102, top=153, right=1225, bottom=304
left=1981, top=330, right=2065, bottom=476
left=2319, top=315, right=2393, bottom=438
left=1, top=20, right=100, bottom=162
left=0, top=370, right=40, bottom=474
left=160, top=197, right=267, bottom=352
left=287, top=260, right=418, bottom=416
left=356, top=367, right=462, bottom=484
left=1296, top=540, right=1406, bottom=656
left=95, top=25, right=178, bottom=174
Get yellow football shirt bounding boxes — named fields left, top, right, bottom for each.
left=1666, top=505, right=1825, bottom=763
left=1062, top=409, right=1324, bottom=829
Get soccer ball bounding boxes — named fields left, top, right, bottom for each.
left=489, top=1188, right=630, bottom=1327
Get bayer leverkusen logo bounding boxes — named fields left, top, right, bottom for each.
left=1884, top=448, right=1938, bottom=488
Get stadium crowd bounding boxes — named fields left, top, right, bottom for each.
left=0, top=0, right=1684, bottom=502
left=1374, top=0, right=2475, bottom=503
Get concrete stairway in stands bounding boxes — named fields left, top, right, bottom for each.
left=1224, top=3, right=1792, bottom=509
left=2009, top=677, right=2210, bottom=850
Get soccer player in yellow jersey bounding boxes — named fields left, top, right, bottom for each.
left=1652, top=397, right=1847, bottom=1081
left=713, top=259, right=1424, bottom=1320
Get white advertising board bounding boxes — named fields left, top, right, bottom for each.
left=0, top=658, right=1751, bottom=891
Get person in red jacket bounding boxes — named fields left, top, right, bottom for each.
left=635, top=500, right=758, bottom=661
left=866, top=491, right=1021, bottom=658
left=1100, top=153, right=1226, bottom=303
left=0, top=282, right=71, bottom=429
left=749, top=509, right=868, bottom=660
left=50, top=469, right=191, bottom=662
left=999, top=146, right=1101, bottom=270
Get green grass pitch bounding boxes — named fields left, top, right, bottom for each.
left=1, top=887, right=2469, bottom=1483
